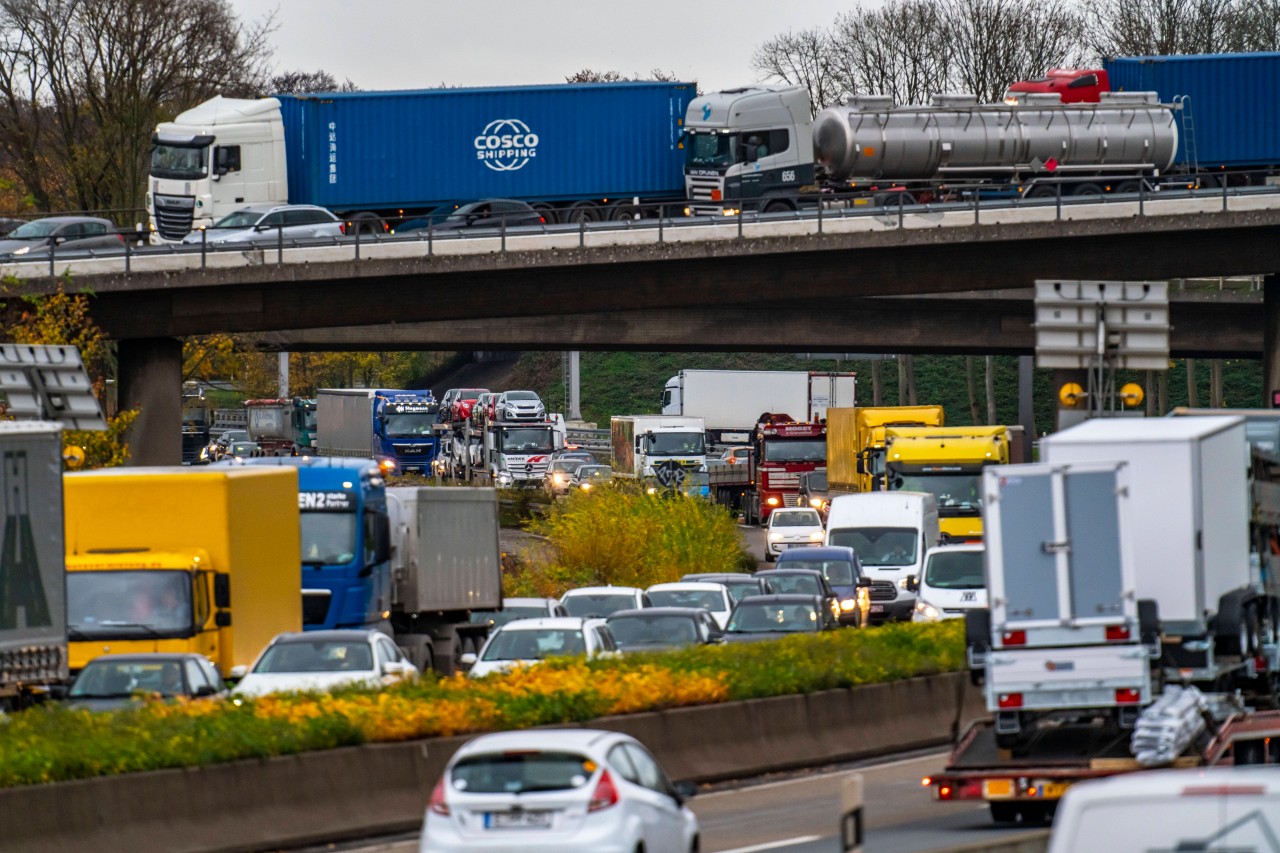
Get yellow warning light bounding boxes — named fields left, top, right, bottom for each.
left=1059, top=382, right=1086, bottom=408
left=1120, top=383, right=1145, bottom=408
left=62, top=446, right=86, bottom=469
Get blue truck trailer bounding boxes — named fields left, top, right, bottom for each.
left=315, top=388, right=439, bottom=474
left=148, top=81, right=696, bottom=240
left=1105, top=52, right=1280, bottom=182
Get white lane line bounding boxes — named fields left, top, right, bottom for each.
left=699, top=750, right=951, bottom=799
left=718, top=836, right=823, bottom=853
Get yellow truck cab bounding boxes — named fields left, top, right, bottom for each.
left=826, top=406, right=946, bottom=495
left=63, top=466, right=300, bottom=676
left=884, top=426, right=1011, bottom=541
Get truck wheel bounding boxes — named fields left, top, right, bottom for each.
left=1024, top=184, right=1057, bottom=199
left=1072, top=183, right=1103, bottom=197
left=564, top=202, right=600, bottom=223
left=761, top=198, right=793, bottom=214
left=608, top=201, right=643, bottom=221
left=531, top=203, right=557, bottom=225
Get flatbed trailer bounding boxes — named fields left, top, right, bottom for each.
left=927, top=708, right=1280, bottom=823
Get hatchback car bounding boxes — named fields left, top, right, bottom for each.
left=463, top=617, right=617, bottom=678
left=184, top=203, right=343, bottom=245
left=777, top=545, right=870, bottom=627
left=644, top=582, right=734, bottom=630
left=495, top=390, right=546, bottom=421
left=420, top=728, right=698, bottom=853
left=62, top=653, right=226, bottom=711
left=452, top=389, right=489, bottom=423
left=605, top=607, right=723, bottom=653
left=722, top=593, right=840, bottom=642
left=680, top=572, right=767, bottom=605
left=471, top=392, right=497, bottom=426
left=764, top=507, right=826, bottom=560
left=572, top=464, right=614, bottom=491
left=0, top=216, right=123, bottom=259
left=231, top=629, right=417, bottom=697
left=560, top=586, right=650, bottom=619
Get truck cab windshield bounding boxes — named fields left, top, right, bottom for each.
left=894, top=473, right=982, bottom=513
left=686, top=132, right=738, bottom=169
left=151, top=143, right=209, bottom=180
left=67, top=571, right=195, bottom=637
left=383, top=413, right=436, bottom=437
left=828, top=527, right=918, bottom=568
left=301, top=512, right=358, bottom=564
left=500, top=428, right=554, bottom=453
left=763, top=439, right=826, bottom=463
left=644, top=432, right=706, bottom=456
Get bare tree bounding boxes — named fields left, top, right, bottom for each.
left=1084, top=0, right=1239, bottom=57
left=830, top=1, right=953, bottom=105
left=941, top=0, right=1086, bottom=103
left=1223, top=0, right=1280, bottom=49
left=269, top=69, right=359, bottom=94
left=0, top=0, right=273, bottom=216
left=750, top=27, right=839, bottom=115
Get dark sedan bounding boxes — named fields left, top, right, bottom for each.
left=776, top=546, right=871, bottom=627
left=398, top=200, right=545, bottom=233
left=0, top=216, right=123, bottom=259
left=722, top=594, right=840, bottom=643
left=605, top=607, right=723, bottom=653
left=61, top=653, right=227, bottom=711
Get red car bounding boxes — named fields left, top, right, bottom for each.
left=452, top=388, right=488, bottom=423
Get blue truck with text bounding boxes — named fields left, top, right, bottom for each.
left=316, top=388, right=439, bottom=474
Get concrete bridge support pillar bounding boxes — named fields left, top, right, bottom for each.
left=1266, top=275, right=1280, bottom=408
left=117, top=337, right=182, bottom=466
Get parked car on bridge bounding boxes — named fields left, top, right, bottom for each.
left=231, top=629, right=417, bottom=697
left=764, top=507, right=826, bottom=561
left=462, top=617, right=617, bottom=678
left=605, top=608, right=723, bottom=653
left=183, top=203, right=343, bottom=246
left=420, top=728, right=699, bottom=853
left=470, top=391, right=497, bottom=426
left=776, top=545, right=870, bottom=627
left=60, top=653, right=227, bottom=711
left=0, top=216, right=123, bottom=259
left=680, top=572, right=767, bottom=604
left=643, top=582, right=734, bottom=630
left=722, top=593, right=840, bottom=642
left=560, top=586, right=650, bottom=618
left=403, top=199, right=546, bottom=235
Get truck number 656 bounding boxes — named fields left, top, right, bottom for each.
left=781, top=170, right=796, bottom=183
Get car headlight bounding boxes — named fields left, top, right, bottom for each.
left=914, top=600, right=941, bottom=622
left=497, top=473, right=514, bottom=485
left=12, top=245, right=30, bottom=256
left=809, top=531, right=824, bottom=541
left=581, top=482, right=593, bottom=490
left=839, top=597, right=857, bottom=612
left=552, top=474, right=566, bottom=485
left=768, top=532, right=783, bottom=543
left=809, top=498, right=823, bottom=508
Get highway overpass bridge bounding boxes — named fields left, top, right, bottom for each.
left=15, top=193, right=1274, bottom=463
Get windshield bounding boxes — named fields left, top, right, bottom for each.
left=253, top=639, right=373, bottom=673
left=607, top=614, right=699, bottom=647
left=549, top=460, right=583, bottom=474
left=578, top=466, right=611, bottom=479
left=829, top=527, right=918, bottom=567
left=151, top=142, right=209, bottom=180
left=719, top=579, right=761, bottom=603
left=383, top=412, right=436, bottom=437
left=500, top=427, right=554, bottom=453
left=727, top=601, right=819, bottom=633
left=926, top=550, right=986, bottom=590
left=301, top=512, right=358, bottom=564
left=893, top=473, right=982, bottom=513
left=643, top=431, right=706, bottom=456
left=213, top=210, right=263, bottom=229
left=505, top=391, right=538, bottom=401
left=481, top=628, right=586, bottom=661
left=686, top=132, right=737, bottom=168
left=67, top=571, right=195, bottom=637
left=452, top=751, right=594, bottom=795
left=647, top=589, right=728, bottom=612
left=7, top=220, right=58, bottom=239
left=248, top=406, right=286, bottom=435
left=779, top=559, right=856, bottom=585
left=763, top=439, right=826, bottom=463
left=770, top=510, right=822, bottom=528
left=70, top=659, right=186, bottom=698
left=759, top=573, right=822, bottom=595
left=561, top=593, right=634, bottom=618
left=301, top=408, right=317, bottom=430
left=805, top=471, right=828, bottom=491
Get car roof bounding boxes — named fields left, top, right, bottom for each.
left=25, top=215, right=115, bottom=225
left=647, top=582, right=728, bottom=593
left=926, top=543, right=985, bottom=554
left=81, top=653, right=207, bottom=663
left=562, top=586, right=642, bottom=596
left=736, top=593, right=823, bottom=604
left=454, top=728, right=626, bottom=760
left=493, top=617, right=589, bottom=631
left=755, top=568, right=824, bottom=576
left=607, top=607, right=709, bottom=619
left=229, top=203, right=326, bottom=214
left=268, top=629, right=382, bottom=643
left=779, top=546, right=856, bottom=561
left=501, top=597, right=557, bottom=607
left=683, top=573, right=760, bottom=582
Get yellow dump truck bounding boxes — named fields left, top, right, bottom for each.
left=883, top=426, right=1011, bottom=540
left=63, top=466, right=300, bottom=675
left=826, top=406, right=946, bottom=494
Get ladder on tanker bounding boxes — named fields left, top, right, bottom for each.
left=1172, top=95, right=1201, bottom=186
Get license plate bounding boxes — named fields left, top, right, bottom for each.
left=1038, top=781, right=1069, bottom=800
left=869, top=604, right=885, bottom=613
left=984, top=779, right=1014, bottom=799
left=485, top=810, right=553, bottom=829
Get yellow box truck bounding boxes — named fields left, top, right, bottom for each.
left=826, top=406, right=946, bottom=494
left=63, top=466, right=300, bottom=675
left=883, top=425, right=1011, bottom=540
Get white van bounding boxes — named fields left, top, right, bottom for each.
left=909, top=543, right=986, bottom=622
left=1048, top=767, right=1280, bottom=853
left=825, top=492, right=939, bottom=622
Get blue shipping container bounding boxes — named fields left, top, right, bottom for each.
left=276, top=82, right=696, bottom=211
left=1105, top=52, right=1280, bottom=169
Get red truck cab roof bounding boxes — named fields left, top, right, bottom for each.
left=1004, top=68, right=1108, bottom=104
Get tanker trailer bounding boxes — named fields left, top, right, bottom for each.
left=812, top=91, right=1177, bottom=200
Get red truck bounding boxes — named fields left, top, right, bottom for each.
left=1003, top=68, right=1110, bottom=104
left=710, top=413, right=829, bottom=525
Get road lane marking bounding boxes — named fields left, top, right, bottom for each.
left=719, top=836, right=823, bottom=853
left=699, top=750, right=950, bottom=799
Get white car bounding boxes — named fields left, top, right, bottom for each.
left=231, top=629, right=417, bottom=697
left=182, top=203, right=344, bottom=245
left=764, top=507, right=826, bottom=561
left=560, top=586, right=650, bottom=618
left=910, top=543, right=987, bottom=622
left=495, top=390, right=546, bottom=421
left=463, top=617, right=617, bottom=678
left=644, top=582, right=734, bottom=630
left=420, top=728, right=699, bottom=853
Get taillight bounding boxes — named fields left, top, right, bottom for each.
left=997, top=693, right=1023, bottom=709
left=588, top=769, right=619, bottom=812
left=429, top=777, right=450, bottom=816
left=538, top=216, right=546, bottom=224
left=1115, top=688, right=1141, bottom=705
left=116, top=233, right=125, bottom=244
left=1001, top=630, right=1026, bottom=646
left=339, top=222, right=347, bottom=235
left=1105, top=625, right=1131, bottom=641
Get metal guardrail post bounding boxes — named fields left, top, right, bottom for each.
left=737, top=205, right=743, bottom=238
left=973, top=191, right=979, bottom=225
left=501, top=214, right=506, bottom=252
left=658, top=204, right=664, bottom=243
left=124, top=232, right=131, bottom=274
left=428, top=221, right=433, bottom=256
left=355, top=224, right=361, bottom=260
left=1056, top=183, right=1062, bottom=221
left=201, top=228, right=207, bottom=270
left=276, top=223, right=283, bottom=265
left=579, top=218, right=585, bottom=248
left=49, top=239, right=55, bottom=278
left=899, top=196, right=905, bottom=229
left=1223, top=178, right=1229, bottom=212
left=817, top=201, right=823, bottom=234
left=1139, top=180, right=1145, bottom=216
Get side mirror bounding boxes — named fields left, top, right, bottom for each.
left=856, top=576, right=871, bottom=588
left=459, top=652, right=478, bottom=667
left=193, top=684, right=218, bottom=697
left=214, top=610, right=232, bottom=628
left=229, top=664, right=248, bottom=680
left=48, top=684, right=69, bottom=700
left=214, top=574, right=231, bottom=608
left=856, top=456, right=868, bottom=475
left=673, top=780, right=698, bottom=804
left=905, top=574, right=919, bottom=593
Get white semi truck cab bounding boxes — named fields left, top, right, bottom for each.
left=682, top=85, right=815, bottom=214
left=148, top=96, right=286, bottom=241
left=611, top=415, right=709, bottom=496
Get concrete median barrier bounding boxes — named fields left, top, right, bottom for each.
left=0, top=672, right=983, bottom=853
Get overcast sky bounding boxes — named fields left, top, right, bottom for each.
left=230, top=1, right=853, bottom=93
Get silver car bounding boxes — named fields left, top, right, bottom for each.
left=0, top=216, right=123, bottom=259
left=495, top=390, right=545, bottom=421
left=183, top=204, right=344, bottom=245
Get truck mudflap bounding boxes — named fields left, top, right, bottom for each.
left=985, top=643, right=1153, bottom=712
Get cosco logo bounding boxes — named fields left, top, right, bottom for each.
left=474, top=119, right=539, bottom=172
left=781, top=170, right=797, bottom=182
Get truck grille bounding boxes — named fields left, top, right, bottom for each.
left=302, top=591, right=332, bottom=626
left=686, top=175, right=725, bottom=201
left=392, top=443, right=432, bottom=456
left=868, top=581, right=897, bottom=602
left=153, top=194, right=195, bottom=240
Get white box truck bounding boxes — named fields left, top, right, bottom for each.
left=825, top=491, right=939, bottom=622
left=611, top=415, right=709, bottom=497
left=662, top=370, right=856, bottom=444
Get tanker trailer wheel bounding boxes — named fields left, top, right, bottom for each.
left=1115, top=181, right=1141, bottom=195
left=1071, top=183, right=1103, bottom=197
left=1024, top=184, right=1058, bottom=199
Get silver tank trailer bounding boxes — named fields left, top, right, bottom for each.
left=812, top=92, right=1178, bottom=181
